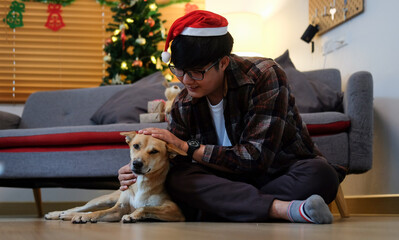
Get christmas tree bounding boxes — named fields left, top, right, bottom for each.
left=102, top=0, right=167, bottom=85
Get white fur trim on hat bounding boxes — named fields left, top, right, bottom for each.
left=181, top=26, right=228, bottom=36
left=161, top=51, right=171, bottom=63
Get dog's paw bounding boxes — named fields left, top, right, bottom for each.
left=44, top=211, right=63, bottom=220
left=71, top=214, right=97, bottom=224
left=59, top=211, right=78, bottom=221
left=121, top=214, right=137, bottom=224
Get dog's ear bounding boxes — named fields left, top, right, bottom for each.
left=166, top=143, right=187, bottom=159
left=120, top=131, right=137, bottom=144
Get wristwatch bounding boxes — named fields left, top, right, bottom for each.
left=186, top=139, right=200, bottom=159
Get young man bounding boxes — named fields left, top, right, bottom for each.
left=118, top=10, right=344, bottom=223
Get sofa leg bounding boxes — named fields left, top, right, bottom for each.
left=32, top=188, right=43, bottom=218
left=335, top=185, right=350, bottom=218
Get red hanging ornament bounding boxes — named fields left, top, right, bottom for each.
left=45, top=4, right=65, bottom=31
left=121, top=27, right=126, bottom=50
left=145, top=17, right=155, bottom=28
left=105, top=38, right=112, bottom=46
left=132, top=58, right=143, bottom=67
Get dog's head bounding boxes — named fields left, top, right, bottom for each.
left=120, top=131, right=187, bottom=176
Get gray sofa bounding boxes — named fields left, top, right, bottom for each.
left=0, top=58, right=373, bottom=217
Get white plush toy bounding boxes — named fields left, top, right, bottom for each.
left=163, top=80, right=181, bottom=116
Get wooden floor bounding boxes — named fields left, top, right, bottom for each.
left=0, top=216, right=398, bottom=240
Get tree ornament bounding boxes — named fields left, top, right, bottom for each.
left=126, top=46, right=134, bottom=55
left=130, top=0, right=139, bottom=6
left=145, top=17, right=155, bottom=28
left=132, top=58, right=143, bottom=67
left=3, top=1, right=25, bottom=29
left=105, top=38, right=112, bottom=46
left=148, top=32, right=154, bottom=37
left=135, top=36, right=146, bottom=45
left=45, top=4, right=65, bottom=31
left=103, top=54, right=111, bottom=62
left=161, top=26, right=166, bottom=39
left=121, top=27, right=126, bottom=50
left=112, top=74, right=122, bottom=84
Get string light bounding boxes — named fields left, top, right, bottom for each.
left=126, top=18, right=134, bottom=23
left=149, top=3, right=157, bottom=11
left=111, top=36, right=118, bottom=42
left=151, top=56, right=157, bottom=64
left=121, top=61, right=128, bottom=70
left=114, top=29, right=121, bottom=35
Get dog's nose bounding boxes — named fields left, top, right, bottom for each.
left=132, top=160, right=143, bottom=169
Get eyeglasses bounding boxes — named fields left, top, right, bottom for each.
left=168, top=60, right=220, bottom=81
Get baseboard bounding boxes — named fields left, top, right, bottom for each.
left=1, top=194, right=399, bottom=216
left=331, top=194, right=399, bottom=215
left=0, top=202, right=86, bottom=216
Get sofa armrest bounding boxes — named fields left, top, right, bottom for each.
left=343, top=71, right=373, bottom=173
left=0, top=111, right=21, bottom=129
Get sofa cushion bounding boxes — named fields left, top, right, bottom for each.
left=0, top=123, right=168, bottom=152
left=275, top=50, right=343, bottom=113
left=301, top=112, right=351, bottom=136
left=90, top=72, right=167, bottom=124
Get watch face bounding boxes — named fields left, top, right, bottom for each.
left=188, top=139, right=200, bottom=148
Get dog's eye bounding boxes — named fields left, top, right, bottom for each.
left=133, top=144, right=140, bottom=150
left=149, top=150, right=159, bottom=154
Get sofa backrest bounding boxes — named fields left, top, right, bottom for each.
left=303, top=68, right=342, bottom=92
left=19, top=85, right=129, bottom=128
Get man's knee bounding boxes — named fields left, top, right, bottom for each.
left=299, top=158, right=340, bottom=203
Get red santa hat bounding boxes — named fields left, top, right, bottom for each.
left=161, top=10, right=228, bottom=63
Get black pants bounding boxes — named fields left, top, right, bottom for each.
left=166, top=158, right=340, bottom=222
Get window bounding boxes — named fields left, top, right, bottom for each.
left=0, top=0, right=205, bottom=103
left=0, top=0, right=112, bottom=103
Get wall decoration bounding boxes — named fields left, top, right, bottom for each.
left=3, top=1, right=25, bottom=28
left=44, top=3, right=65, bottom=31
left=309, top=0, right=364, bottom=35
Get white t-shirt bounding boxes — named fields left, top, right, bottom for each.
left=206, top=98, right=232, bottom=147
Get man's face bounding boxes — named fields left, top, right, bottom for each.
left=176, top=57, right=229, bottom=102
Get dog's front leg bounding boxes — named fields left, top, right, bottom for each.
left=122, top=200, right=185, bottom=223
left=71, top=190, right=131, bottom=224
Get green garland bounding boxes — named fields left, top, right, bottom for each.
left=20, top=0, right=75, bottom=6
left=157, top=0, right=191, bottom=8
left=20, top=0, right=118, bottom=7
left=19, top=0, right=190, bottom=8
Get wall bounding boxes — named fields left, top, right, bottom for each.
left=208, top=0, right=399, bottom=196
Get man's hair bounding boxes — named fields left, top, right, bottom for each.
left=170, top=33, right=234, bottom=70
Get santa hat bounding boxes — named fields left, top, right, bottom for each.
left=161, top=10, right=228, bottom=63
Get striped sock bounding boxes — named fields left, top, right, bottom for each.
left=287, top=195, right=333, bottom=224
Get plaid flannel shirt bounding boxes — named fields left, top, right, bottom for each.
left=168, top=55, right=322, bottom=176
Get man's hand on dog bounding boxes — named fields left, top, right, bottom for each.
left=138, top=128, right=188, bottom=153
left=118, top=164, right=137, bottom=191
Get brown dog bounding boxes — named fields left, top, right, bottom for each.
left=45, top=132, right=186, bottom=223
